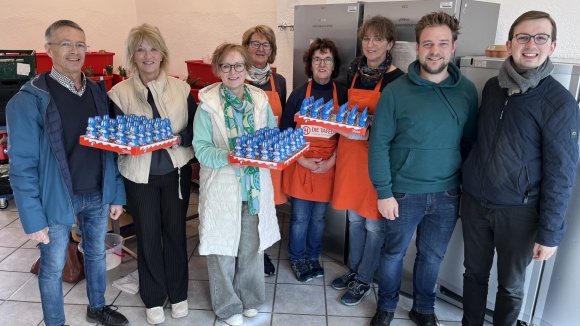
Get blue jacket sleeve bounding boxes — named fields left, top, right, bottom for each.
left=6, top=92, right=48, bottom=234
left=538, top=100, right=580, bottom=246
left=111, top=152, right=126, bottom=206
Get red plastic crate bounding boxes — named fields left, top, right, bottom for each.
left=36, top=52, right=115, bottom=75
left=112, top=74, right=128, bottom=86
left=88, top=75, right=113, bottom=91
left=185, top=60, right=220, bottom=86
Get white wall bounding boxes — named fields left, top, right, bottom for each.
left=133, top=0, right=277, bottom=78
left=1, top=0, right=138, bottom=72
left=1, top=0, right=578, bottom=89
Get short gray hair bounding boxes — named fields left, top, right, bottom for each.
left=45, top=20, right=84, bottom=43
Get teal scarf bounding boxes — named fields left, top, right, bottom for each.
left=222, top=84, right=261, bottom=215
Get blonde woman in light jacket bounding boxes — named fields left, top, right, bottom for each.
left=108, top=24, right=196, bottom=325
left=193, top=43, right=281, bottom=326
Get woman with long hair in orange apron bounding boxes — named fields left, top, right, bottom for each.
left=242, top=25, right=288, bottom=277
left=279, top=38, right=348, bottom=283
left=331, top=16, right=405, bottom=306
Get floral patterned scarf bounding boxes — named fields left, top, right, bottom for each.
left=222, top=84, right=261, bottom=215
left=347, top=53, right=393, bottom=88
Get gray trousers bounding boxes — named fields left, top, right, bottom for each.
left=207, top=203, right=265, bottom=320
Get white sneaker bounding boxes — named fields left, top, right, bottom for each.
left=243, top=308, right=258, bottom=318
left=223, top=313, right=243, bottom=325
left=171, top=299, right=189, bottom=318
left=146, top=306, right=165, bottom=325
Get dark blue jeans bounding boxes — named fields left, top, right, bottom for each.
left=288, top=197, right=328, bottom=261
left=461, top=194, right=537, bottom=326
left=377, top=188, right=459, bottom=313
left=39, top=191, right=108, bottom=326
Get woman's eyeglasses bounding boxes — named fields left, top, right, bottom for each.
left=249, top=41, right=272, bottom=50
left=312, top=57, right=334, bottom=65
left=219, top=63, right=246, bottom=73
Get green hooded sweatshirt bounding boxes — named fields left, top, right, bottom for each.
left=368, top=60, right=478, bottom=199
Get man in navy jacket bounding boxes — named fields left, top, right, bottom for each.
left=461, top=11, right=580, bottom=326
left=6, top=20, right=128, bottom=326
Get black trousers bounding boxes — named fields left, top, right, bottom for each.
left=460, top=194, right=538, bottom=326
left=124, top=164, right=192, bottom=308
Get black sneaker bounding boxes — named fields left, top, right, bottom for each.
left=371, top=308, right=394, bottom=326
left=306, top=259, right=324, bottom=278
left=409, top=309, right=440, bottom=326
left=340, top=278, right=371, bottom=306
left=86, top=304, right=128, bottom=326
left=290, top=259, right=313, bottom=282
left=331, top=271, right=356, bottom=290
left=264, top=253, right=275, bottom=276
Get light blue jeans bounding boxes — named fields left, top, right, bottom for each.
left=348, top=210, right=387, bottom=284
left=207, top=203, right=265, bottom=320
left=38, top=191, right=108, bottom=326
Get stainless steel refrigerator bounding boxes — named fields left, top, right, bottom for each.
left=435, top=56, right=580, bottom=325
left=293, top=0, right=500, bottom=88
left=293, top=2, right=363, bottom=89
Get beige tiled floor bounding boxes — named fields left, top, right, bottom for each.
left=0, top=193, right=468, bottom=326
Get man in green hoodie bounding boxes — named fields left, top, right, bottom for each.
left=368, top=11, right=478, bottom=326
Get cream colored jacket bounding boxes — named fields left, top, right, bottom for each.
left=196, top=83, right=281, bottom=256
left=108, top=71, right=195, bottom=184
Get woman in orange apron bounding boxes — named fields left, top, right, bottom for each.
left=242, top=25, right=288, bottom=277
left=330, top=16, right=405, bottom=306
left=279, top=39, right=348, bottom=283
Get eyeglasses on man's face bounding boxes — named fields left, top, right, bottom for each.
left=312, top=57, right=334, bottom=65
left=48, top=41, right=88, bottom=52
left=361, top=36, right=386, bottom=44
left=513, top=33, right=551, bottom=45
left=219, top=63, right=246, bottom=73
left=249, top=41, right=272, bottom=50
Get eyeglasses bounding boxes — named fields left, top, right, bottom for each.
left=513, top=33, right=551, bottom=45
left=47, top=41, right=88, bottom=52
left=312, top=57, right=334, bottom=65
left=249, top=41, right=272, bottom=50
left=361, top=36, right=386, bottom=44
left=219, top=63, right=246, bottom=73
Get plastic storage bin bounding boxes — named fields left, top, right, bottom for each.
left=0, top=50, right=36, bottom=80
left=185, top=60, right=220, bottom=86
left=78, top=233, right=124, bottom=283
left=36, top=52, right=115, bottom=75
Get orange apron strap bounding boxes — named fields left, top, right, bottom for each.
left=351, top=72, right=358, bottom=88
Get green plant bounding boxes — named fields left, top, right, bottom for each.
left=84, top=66, right=94, bottom=77
left=104, top=65, right=113, bottom=76
left=117, top=66, right=127, bottom=77
left=185, top=72, right=200, bottom=87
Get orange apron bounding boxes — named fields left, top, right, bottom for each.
left=248, top=77, right=287, bottom=204
left=282, top=81, right=339, bottom=202
left=332, top=73, right=383, bottom=219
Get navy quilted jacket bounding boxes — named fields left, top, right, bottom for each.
left=462, top=75, right=580, bottom=247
